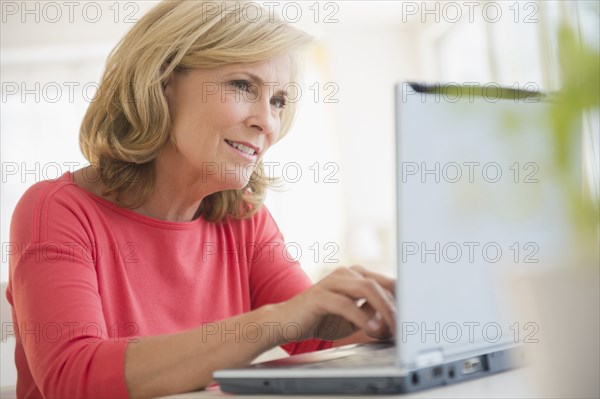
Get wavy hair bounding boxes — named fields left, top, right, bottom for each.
left=79, top=0, right=313, bottom=222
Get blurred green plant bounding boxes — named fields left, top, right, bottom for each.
left=550, top=14, right=599, bottom=252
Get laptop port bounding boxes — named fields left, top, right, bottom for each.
left=411, top=372, right=419, bottom=385
left=462, top=357, right=483, bottom=375
left=432, top=366, right=443, bottom=378
left=448, top=367, right=455, bottom=378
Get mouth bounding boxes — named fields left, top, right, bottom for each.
left=224, top=139, right=259, bottom=156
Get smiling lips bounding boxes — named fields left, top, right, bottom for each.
left=224, top=139, right=259, bottom=158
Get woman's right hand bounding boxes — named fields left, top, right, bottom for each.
left=274, top=265, right=396, bottom=343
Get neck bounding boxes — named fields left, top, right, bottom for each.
left=132, top=148, right=219, bottom=222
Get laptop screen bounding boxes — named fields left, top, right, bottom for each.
left=395, top=82, right=581, bottom=367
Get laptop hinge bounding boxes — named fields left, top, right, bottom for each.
left=415, top=349, right=444, bottom=368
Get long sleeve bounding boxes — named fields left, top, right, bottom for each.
left=7, top=182, right=130, bottom=398
left=247, top=207, right=333, bottom=355
left=6, top=174, right=333, bottom=398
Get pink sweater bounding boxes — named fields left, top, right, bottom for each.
left=6, top=172, right=331, bottom=398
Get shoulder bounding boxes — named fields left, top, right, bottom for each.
left=11, top=172, right=95, bottom=243
left=14, top=172, right=90, bottom=216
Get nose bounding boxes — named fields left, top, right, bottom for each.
left=246, top=96, right=278, bottom=136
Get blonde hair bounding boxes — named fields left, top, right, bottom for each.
left=80, top=0, right=313, bottom=222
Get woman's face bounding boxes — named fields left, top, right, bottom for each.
left=162, top=54, right=291, bottom=190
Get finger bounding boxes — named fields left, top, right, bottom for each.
left=323, top=268, right=396, bottom=333
left=348, top=265, right=396, bottom=295
left=384, top=289, right=395, bottom=304
left=366, top=312, right=394, bottom=340
left=326, top=276, right=395, bottom=310
left=330, top=268, right=396, bottom=301
left=360, top=302, right=394, bottom=339
left=325, top=277, right=396, bottom=335
left=318, top=293, right=377, bottom=334
left=358, top=281, right=396, bottom=319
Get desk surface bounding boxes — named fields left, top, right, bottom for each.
left=159, top=366, right=540, bottom=399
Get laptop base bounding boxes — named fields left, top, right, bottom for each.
left=215, top=345, right=524, bottom=395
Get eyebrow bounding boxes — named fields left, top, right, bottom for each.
left=226, top=71, right=289, bottom=98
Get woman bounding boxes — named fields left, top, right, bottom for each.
left=6, top=1, right=396, bottom=397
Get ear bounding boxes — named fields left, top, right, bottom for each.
left=161, top=78, right=169, bottom=91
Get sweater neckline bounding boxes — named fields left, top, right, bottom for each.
left=62, top=171, right=206, bottom=230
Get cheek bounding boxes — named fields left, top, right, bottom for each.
left=169, top=100, right=201, bottom=135
left=207, top=93, right=250, bottom=120
left=271, top=118, right=283, bottom=143
left=174, top=105, right=227, bottom=142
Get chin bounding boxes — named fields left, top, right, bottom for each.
left=201, top=161, right=256, bottom=190
left=221, top=175, right=252, bottom=191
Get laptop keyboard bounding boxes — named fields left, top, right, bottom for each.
left=303, top=341, right=396, bottom=369
left=249, top=341, right=396, bottom=370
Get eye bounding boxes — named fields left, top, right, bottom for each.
left=271, top=95, right=287, bottom=109
left=230, top=80, right=251, bottom=91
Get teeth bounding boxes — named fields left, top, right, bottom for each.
left=227, top=140, right=256, bottom=155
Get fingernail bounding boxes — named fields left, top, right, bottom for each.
left=367, top=312, right=382, bottom=330
left=367, top=319, right=380, bottom=331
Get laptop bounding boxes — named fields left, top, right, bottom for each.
left=214, top=81, right=577, bottom=394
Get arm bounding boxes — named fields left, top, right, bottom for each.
left=278, top=265, right=397, bottom=343
left=14, top=250, right=392, bottom=398
left=124, top=304, right=285, bottom=397
left=125, top=265, right=396, bottom=397
left=11, top=184, right=289, bottom=398
left=248, top=208, right=396, bottom=350
left=10, top=189, right=394, bottom=398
